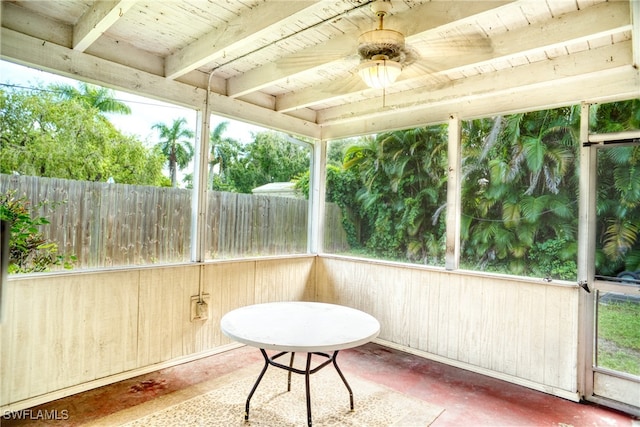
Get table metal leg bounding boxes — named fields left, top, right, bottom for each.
left=332, top=351, right=354, bottom=411
left=287, top=352, right=295, bottom=392
left=305, top=353, right=313, bottom=426
left=244, top=349, right=354, bottom=426
left=244, top=349, right=270, bottom=422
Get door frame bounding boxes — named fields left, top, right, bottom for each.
left=578, top=102, right=640, bottom=416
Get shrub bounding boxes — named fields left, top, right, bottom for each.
left=0, top=190, right=74, bottom=273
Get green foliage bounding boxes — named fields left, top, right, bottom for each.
left=595, top=144, right=640, bottom=277
left=527, top=238, right=577, bottom=280
left=327, top=165, right=364, bottom=248
left=50, top=82, right=132, bottom=115
left=460, top=107, right=581, bottom=278
left=0, top=84, right=167, bottom=185
left=591, top=99, right=640, bottom=133
left=339, top=126, right=448, bottom=264
left=211, top=131, right=310, bottom=194
left=2, top=79, right=638, bottom=279
left=208, top=121, right=234, bottom=190
left=330, top=100, right=639, bottom=277
left=0, top=190, right=75, bottom=273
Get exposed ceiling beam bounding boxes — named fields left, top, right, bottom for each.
left=73, top=0, right=136, bottom=52
left=276, top=0, right=631, bottom=113
left=164, top=1, right=322, bottom=81
left=227, top=1, right=513, bottom=98
left=322, top=65, right=638, bottom=140
left=318, top=40, right=634, bottom=127
left=321, top=65, right=638, bottom=140
left=3, top=1, right=162, bottom=76
left=0, top=28, right=320, bottom=140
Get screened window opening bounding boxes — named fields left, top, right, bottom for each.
left=460, top=108, right=580, bottom=280
left=1, top=65, right=197, bottom=271
left=203, top=126, right=312, bottom=259
left=323, top=126, right=448, bottom=266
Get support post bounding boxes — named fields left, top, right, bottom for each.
left=309, top=138, right=326, bottom=254
left=577, top=102, right=596, bottom=400
left=190, top=91, right=211, bottom=262
left=445, top=114, right=462, bottom=270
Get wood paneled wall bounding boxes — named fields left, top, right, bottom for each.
left=316, top=256, right=580, bottom=400
left=0, top=256, right=315, bottom=411
left=1, top=255, right=581, bottom=411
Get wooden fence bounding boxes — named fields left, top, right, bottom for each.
left=1, top=174, right=349, bottom=269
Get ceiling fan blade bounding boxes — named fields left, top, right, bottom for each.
left=410, top=27, right=493, bottom=57
left=402, top=60, right=451, bottom=88
left=321, top=69, right=369, bottom=96
left=276, top=35, right=360, bottom=72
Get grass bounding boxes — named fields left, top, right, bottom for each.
left=597, top=297, right=640, bottom=376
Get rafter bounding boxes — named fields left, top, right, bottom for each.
left=164, top=1, right=325, bottom=81
left=319, top=41, right=635, bottom=133
left=0, top=28, right=320, bottom=139
left=227, top=1, right=513, bottom=99
left=276, top=0, right=631, bottom=113
left=73, top=0, right=136, bottom=52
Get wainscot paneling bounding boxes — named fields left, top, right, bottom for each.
left=2, top=255, right=578, bottom=409
left=136, top=265, right=200, bottom=366
left=0, top=270, right=140, bottom=405
left=0, top=256, right=316, bottom=412
left=315, top=256, right=580, bottom=401
left=253, top=257, right=316, bottom=304
left=205, top=256, right=316, bottom=348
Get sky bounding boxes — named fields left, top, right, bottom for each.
left=0, top=59, right=266, bottom=144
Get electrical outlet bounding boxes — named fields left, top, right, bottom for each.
left=190, top=294, right=210, bottom=321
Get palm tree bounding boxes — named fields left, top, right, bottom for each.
left=379, top=127, right=449, bottom=263
left=51, top=82, right=131, bottom=115
left=153, top=118, right=194, bottom=187
left=343, top=127, right=449, bottom=263
left=594, top=100, right=640, bottom=275
left=343, top=135, right=383, bottom=192
left=461, top=108, right=579, bottom=276
left=209, top=121, right=230, bottom=189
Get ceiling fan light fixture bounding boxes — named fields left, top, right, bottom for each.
left=358, top=57, right=402, bottom=89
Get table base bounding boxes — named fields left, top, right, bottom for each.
left=245, top=349, right=354, bottom=427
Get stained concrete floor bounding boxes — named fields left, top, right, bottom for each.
left=3, top=343, right=637, bottom=426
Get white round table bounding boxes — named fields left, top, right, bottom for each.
left=220, top=301, right=380, bottom=426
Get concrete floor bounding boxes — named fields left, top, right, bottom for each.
left=3, top=343, right=637, bottom=426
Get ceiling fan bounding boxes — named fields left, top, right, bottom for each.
left=346, top=0, right=493, bottom=92
left=279, top=0, right=493, bottom=95
left=355, top=0, right=415, bottom=89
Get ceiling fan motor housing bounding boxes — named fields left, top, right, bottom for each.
left=357, top=29, right=406, bottom=62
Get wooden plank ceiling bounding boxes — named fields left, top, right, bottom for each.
left=1, top=0, right=638, bottom=140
